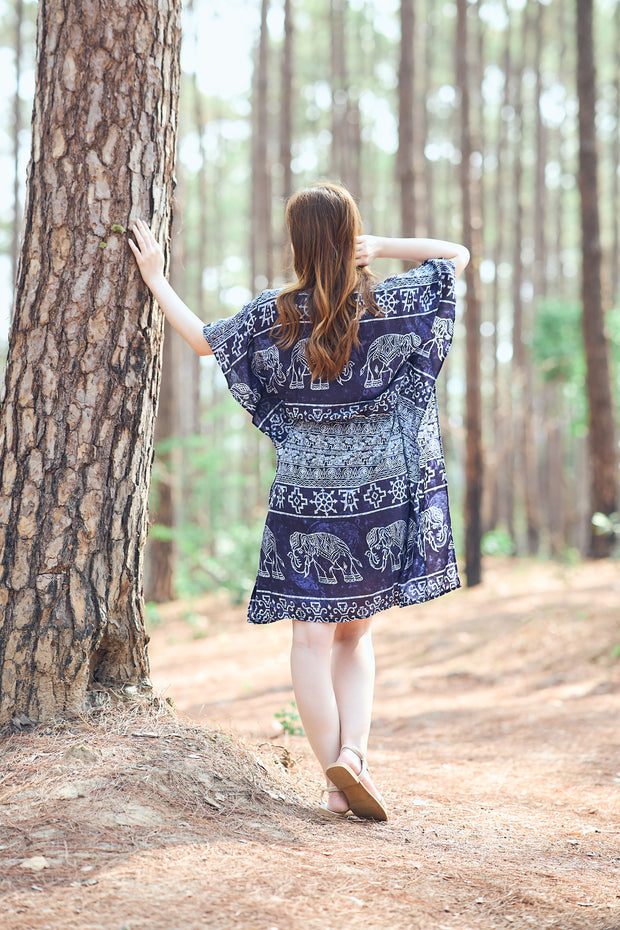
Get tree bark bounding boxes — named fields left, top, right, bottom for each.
left=251, top=0, right=272, bottom=289
left=330, top=0, right=348, bottom=183
left=280, top=0, right=294, bottom=203
left=457, top=0, right=483, bottom=587
left=144, top=319, right=177, bottom=604
left=398, top=0, right=415, bottom=241
left=11, top=0, right=25, bottom=298
left=610, top=0, right=620, bottom=306
left=0, top=0, right=182, bottom=728
left=576, top=0, right=618, bottom=556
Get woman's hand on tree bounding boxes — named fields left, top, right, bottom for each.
left=356, top=235, right=384, bottom=267
left=129, top=219, right=165, bottom=288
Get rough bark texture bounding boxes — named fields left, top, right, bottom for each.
left=576, top=0, right=618, bottom=556
left=0, top=0, right=181, bottom=727
left=457, top=0, right=483, bottom=587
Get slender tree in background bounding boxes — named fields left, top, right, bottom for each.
left=422, top=0, right=434, bottom=238
left=251, top=0, right=272, bottom=290
left=610, top=0, right=620, bottom=306
left=487, top=0, right=511, bottom=536
left=330, top=0, right=348, bottom=184
left=398, top=0, right=415, bottom=244
left=280, top=0, right=294, bottom=203
left=512, top=7, right=539, bottom=554
left=144, top=319, right=178, bottom=604
left=575, top=0, right=618, bottom=556
left=457, top=0, right=483, bottom=586
left=10, top=0, right=24, bottom=298
left=0, top=0, right=182, bottom=727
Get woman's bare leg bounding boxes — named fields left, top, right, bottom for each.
left=290, top=619, right=349, bottom=812
left=331, top=617, right=383, bottom=802
left=331, top=617, right=374, bottom=752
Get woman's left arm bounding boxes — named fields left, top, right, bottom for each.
left=129, top=220, right=213, bottom=356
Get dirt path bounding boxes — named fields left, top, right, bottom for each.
left=1, top=558, right=619, bottom=929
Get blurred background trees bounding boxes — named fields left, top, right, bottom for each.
left=0, top=0, right=618, bottom=606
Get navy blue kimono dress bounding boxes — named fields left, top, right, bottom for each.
left=202, top=258, right=460, bottom=624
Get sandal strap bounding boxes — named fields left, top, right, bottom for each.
left=340, top=744, right=368, bottom=778
left=321, top=786, right=342, bottom=797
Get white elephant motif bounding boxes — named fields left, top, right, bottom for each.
left=417, top=506, right=449, bottom=558
left=230, top=381, right=260, bottom=407
left=257, top=526, right=286, bottom=580
left=361, top=332, right=422, bottom=388
left=251, top=346, right=286, bottom=393
left=365, top=521, right=407, bottom=572
left=422, top=316, right=454, bottom=361
left=287, top=339, right=328, bottom=391
left=287, top=340, right=354, bottom=390
left=289, top=531, right=363, bottom=584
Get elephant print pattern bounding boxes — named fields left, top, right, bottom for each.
left=361, top=332, right=422, bottom=387
left=366, top=521, right=407, bottom=572
left=203, top=259, right=460, bottom=624
left=289, top=532, right=364, bottom=584
left=258, top=526, right=286, bottom=580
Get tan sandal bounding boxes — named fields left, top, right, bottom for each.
left=318, top=785, right=351, bottom=818
left=325, top=745, right=388, bottom=822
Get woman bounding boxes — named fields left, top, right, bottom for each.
left=130, top=182, right=469, bottom=822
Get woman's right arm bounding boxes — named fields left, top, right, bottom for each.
left=129, top=219, right=213, bottom=356
left=356, top=235, right=470, bottom=278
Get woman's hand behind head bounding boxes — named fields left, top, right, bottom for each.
left=355, top=235, right=384, bottom=267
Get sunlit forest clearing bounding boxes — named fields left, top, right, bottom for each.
left=0, top=0, right=618, bottom=926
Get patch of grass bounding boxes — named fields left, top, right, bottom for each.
left=274, top=702, right=304, bottom=737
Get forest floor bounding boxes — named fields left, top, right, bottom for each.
left=1, top=557, right=619, bottom=930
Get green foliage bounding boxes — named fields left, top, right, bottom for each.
left=531, top=300, right=620, bottom=438
left=531, top=299, right=584, bottom=385
left=274, top=702, right=304, bottom=737
left=481, top=527, right=514, bottom=557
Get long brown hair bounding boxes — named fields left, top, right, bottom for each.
left=274, top=182, right=381, bottom=382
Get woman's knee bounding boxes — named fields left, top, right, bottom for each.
left=333, top=616, right=372, bottom=644
left=291, top=618, right=335, bottom=653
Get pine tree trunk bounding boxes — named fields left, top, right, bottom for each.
left=576, top=0, right=618, bottom=556
left=330, top=0, right=348, bottom=183
left=398, top=0, right=415, bottom=241
left=280, top=0, right=294, bottom=203
left=144, top=319, right=177, bottom=604
left=0, top=0, right=181, bottom=728
left=610, top=1, right=620, bottom=305
left=487, top=3, right=511, bottom=535
left=422, top=0, right=434, bottom=238
left=11, top=0, right=25, bottom=298
left=457, top=0, right=483, bottom=586
left=251, top=0, right=272, bottom=289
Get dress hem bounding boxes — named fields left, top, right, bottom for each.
left=246, top=573, right=461, bottom=625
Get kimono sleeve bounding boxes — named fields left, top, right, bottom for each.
left=202, top=291, right=288, bottom=447
left=416, top=258, right=456, bottom=379
left=203, top=298, right=262, bottom=413
left=397, top=258, right=456, bottom=381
